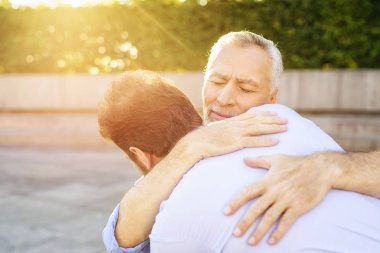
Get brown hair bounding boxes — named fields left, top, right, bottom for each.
left=98, top=70, right=202, bottom=167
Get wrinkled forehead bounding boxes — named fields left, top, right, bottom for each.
left=204, top=46, right=272, bottom=88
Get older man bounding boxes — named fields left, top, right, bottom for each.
left=102, top=31, right=380, bottom=252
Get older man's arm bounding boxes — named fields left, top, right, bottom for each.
left=225, top=151, right=380, bottom=246
left=113, top=111, right=287, bottom=248
left=331, top=151, right=380, bottom=197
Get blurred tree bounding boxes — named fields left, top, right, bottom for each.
left=0, top=0, right=379, bottom=73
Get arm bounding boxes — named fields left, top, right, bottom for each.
left=102, top=204, right=150, bottom=253
left=114, top=111, right=287, bottom=248
left=226, top=151, right=380, bottom=246
left=327, top=151, right=380, bottom=197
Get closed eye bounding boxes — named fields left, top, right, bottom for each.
left=240, top=87, right=254, bottom=93
left=210, top=80, right=226, bottom=86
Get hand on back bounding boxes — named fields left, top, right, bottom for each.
left=187, top=111, right=288, bottom=160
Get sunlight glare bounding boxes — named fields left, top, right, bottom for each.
left=8, top=0, right=129, bottom=8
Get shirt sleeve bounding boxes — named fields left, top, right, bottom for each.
left=102, top=204, right=150, bottom=253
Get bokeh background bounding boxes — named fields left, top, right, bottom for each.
left=0, top=0, right=379, bottom=252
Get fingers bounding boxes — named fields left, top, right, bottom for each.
left=244, top=137, right=279, bottom=148
left=233, top=195, right=274, bottom=238
left=248, top=202, right=287, bottom=245
left=243, top=115, right=287, bottom=127
left=224, top=182, right=265, bottom=216
left=244, top=123, right=287, bottom=136
left=236, top=111, right=278, bottom=121
left=267, top=209, right=297, bottom=245
left=215, top=111, right=288, bottom=137
left=232, top=111, right=287, bottom=125
left=240, top=119, right=287, bottom=136
left=261, top=116, right=288, bottom=125
left=244, top=157, right=272, bottom=169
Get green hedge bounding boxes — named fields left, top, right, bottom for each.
left=0, top=0, right=379, bottom=73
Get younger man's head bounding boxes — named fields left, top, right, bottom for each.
left=98, top=70, right=202, bottom=174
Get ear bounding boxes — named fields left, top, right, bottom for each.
left=129, top=147, right=154, bottom=173
left=269, top=88, right=278, bottom=104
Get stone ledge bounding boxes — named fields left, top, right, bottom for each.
left=0, top=70, right=379, bottom=113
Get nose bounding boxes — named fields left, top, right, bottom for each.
left=216, top=82, right=235, bottom=107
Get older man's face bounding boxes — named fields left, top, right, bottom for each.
left=203, top=45, right=277, bottom=123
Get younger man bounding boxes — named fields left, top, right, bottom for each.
left=99, top=70, right=380, bottom=253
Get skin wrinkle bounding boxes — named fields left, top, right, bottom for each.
left=208, top=72, right=260, bottom=89
left=203, top=45, right=276, bottom=123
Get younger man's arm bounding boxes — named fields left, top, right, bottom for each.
left=114, top=111, right=287, bottom=248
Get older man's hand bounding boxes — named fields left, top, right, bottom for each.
left=224, top=154, right=336, bottom=246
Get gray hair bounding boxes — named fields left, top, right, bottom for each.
left=205, top=31, right=283, bottom=90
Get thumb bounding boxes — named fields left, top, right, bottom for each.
left=244, top=157, right=272, bottom=169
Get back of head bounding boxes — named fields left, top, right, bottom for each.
left=98, top=70, right=202, bottom=166
left=206, top=31, right=283, bottom=90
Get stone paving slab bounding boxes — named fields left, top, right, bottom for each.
left=0, top=146, right=140, bottom=253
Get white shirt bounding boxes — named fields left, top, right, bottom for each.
left=150, top=104, right=380, bottom=253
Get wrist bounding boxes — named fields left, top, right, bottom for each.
left=177, top=127, right=205, bottom=162
left=146, top=130, right=203, bottom=182
left=308, top=152, right=346, bottom=190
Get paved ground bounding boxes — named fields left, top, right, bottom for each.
left=0, top=146, right=139, bottom=253
left=0, top=110, right=378, bottom=253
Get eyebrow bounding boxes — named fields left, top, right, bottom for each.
left=209, top=72, right=230, bottom=80
left=235, top=77, right=260, bottom=88
left=209, top=72, right=260, bottom=88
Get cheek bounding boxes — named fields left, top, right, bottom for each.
left=203, top=84, right=219, bottom=106
left=238, top=93, right=269, bottom=111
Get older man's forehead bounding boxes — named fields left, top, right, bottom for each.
left=209, top=71, right=229, bottom=80
left=208, top=71, right=261, bottom=87
left=235, top=77, right=260, bottom=87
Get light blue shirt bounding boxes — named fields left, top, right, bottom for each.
left=102, top=204, right=150, bottom=253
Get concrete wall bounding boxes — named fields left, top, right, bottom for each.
left=0, top=71, right=379, bottom=151
left=0, top=73, right=204, bottom=112
left=278, top=70, right=380, bottom=113
left=0, top=70, right=379, bottom=112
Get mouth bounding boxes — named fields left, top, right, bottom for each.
left=209, top=110, right=233, bottom=121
